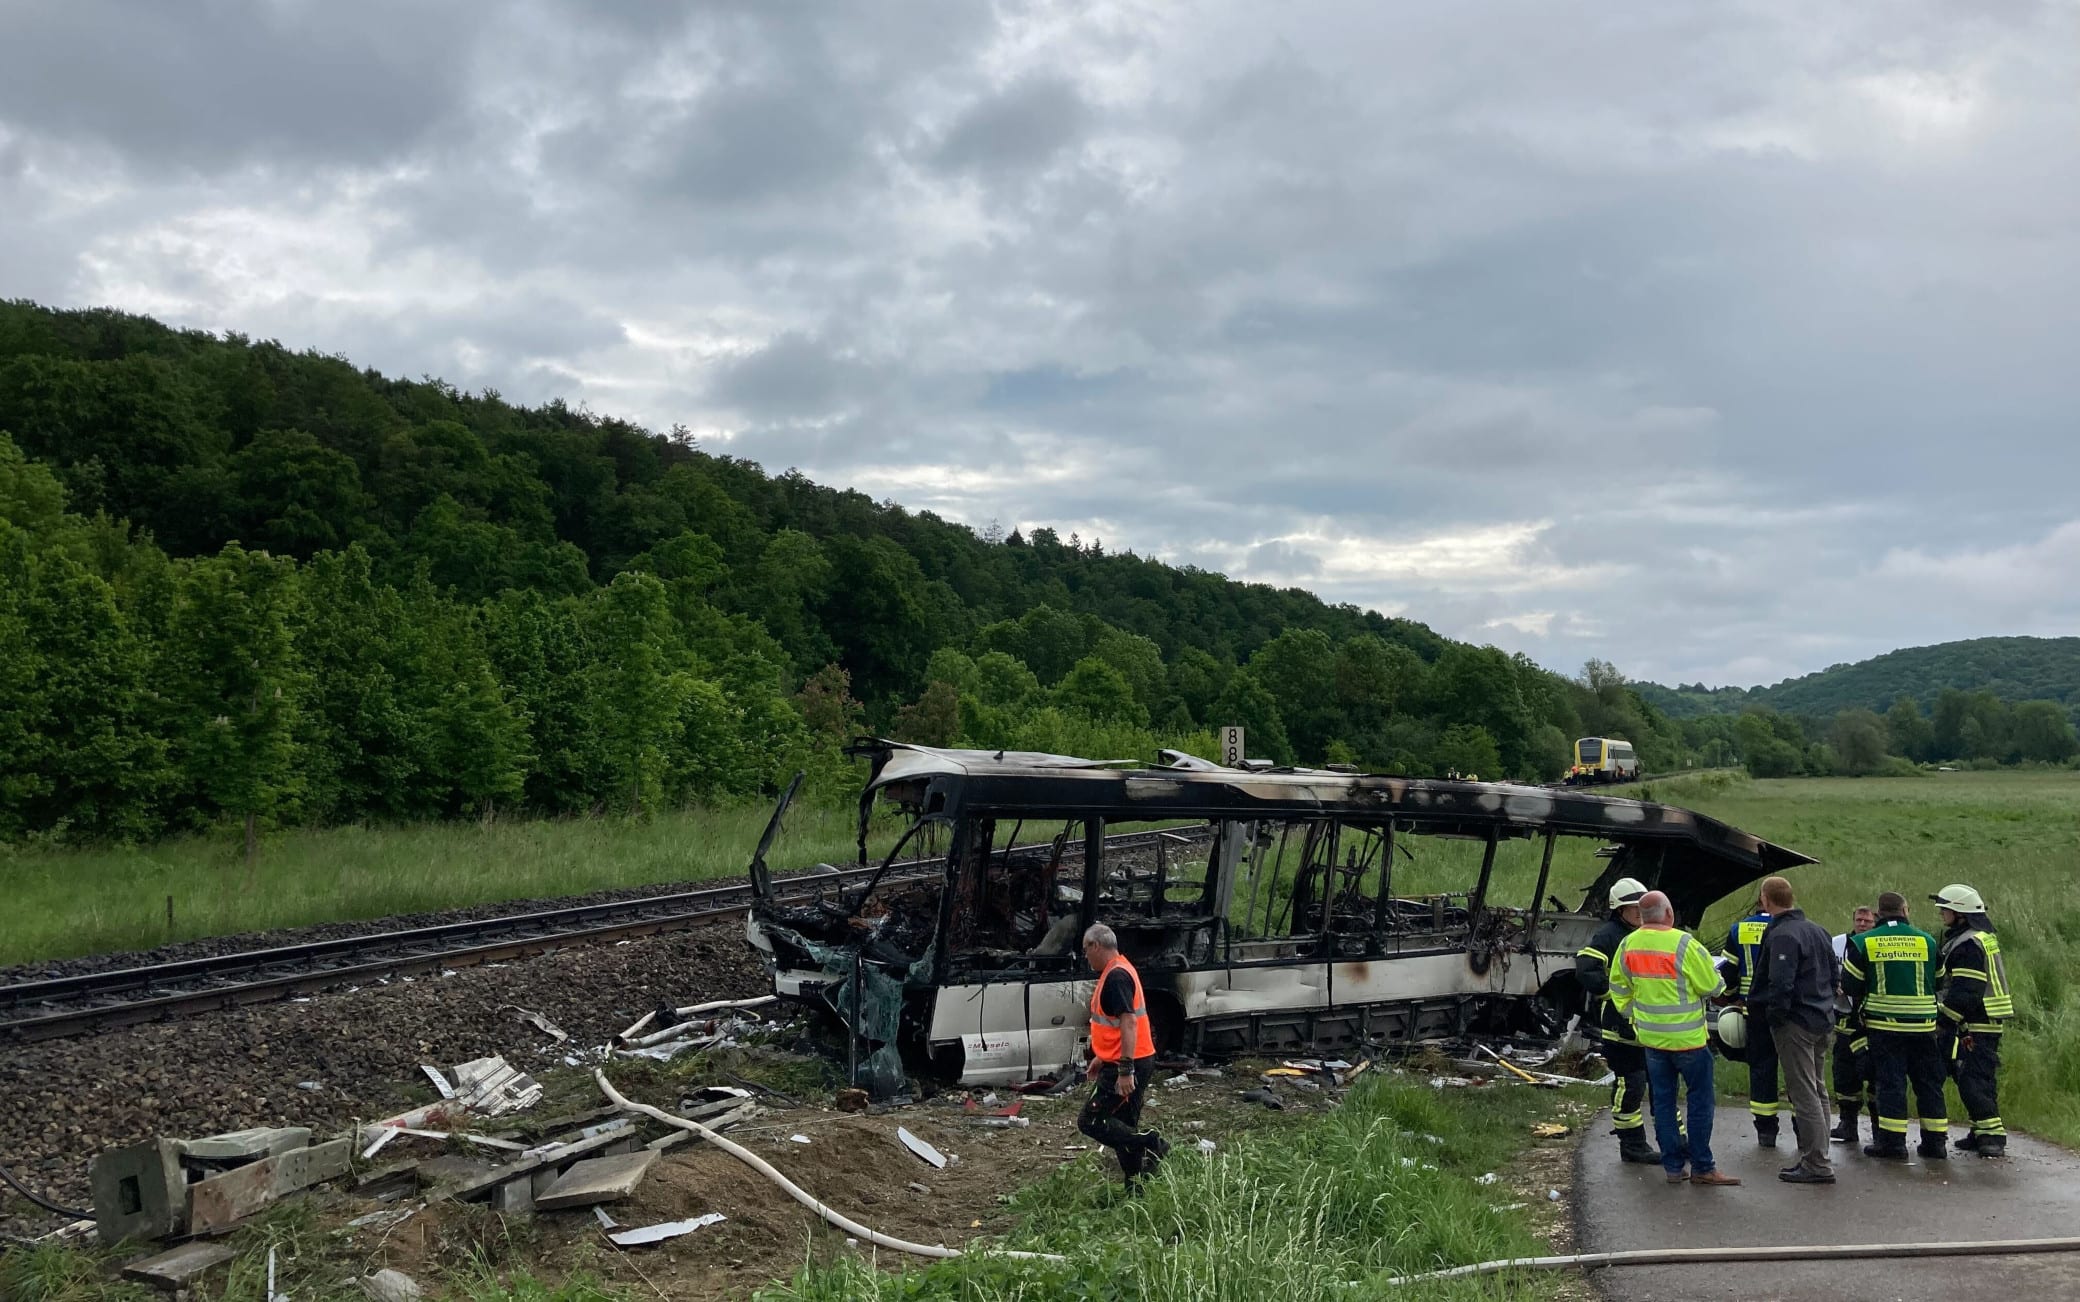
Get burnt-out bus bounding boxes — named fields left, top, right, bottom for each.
left=745, top=741, right=1811, bottom=1093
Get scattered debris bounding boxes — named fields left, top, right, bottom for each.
left=1531, top=1122, right=1571, bottom=1139
left=346, top=1206, right=419, bottom=1232
left=420, top=1065, right=456, bottom=1099
left=121, top=1241, right=236, bottom=1290
left=450, top=1056, right=544, bottom=1115
left=907, top=1182, right=931, bottom=1194
left=1196, top=1139, right=1218, bottom=1155
left=509, top=1006, right=569, bottom=1042
left=536, top=1151, right=660, bottom=1211
left=608, top=1212, right=727, bottom=1246
left=357, top=1268, right=425, bottom=1302
left=835, top=1087, right=870, bottom=1113
left=296, top=1080, right=323, bottom=1092
left=897, top=1128, right=949, bottom=1169
left=1238, top=1087, right=1284, bottom=1110
left=1429, top=1076, right=1476, bottom=1089
left=1476, top=1172, right=1500, bottom=1185
left=789, top=1134, right=813, bottom=1144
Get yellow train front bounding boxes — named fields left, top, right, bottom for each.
left=1566, top=736, right=1640, bottom=784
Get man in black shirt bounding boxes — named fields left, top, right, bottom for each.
left=1750, top=876, right=1838, bottom=1184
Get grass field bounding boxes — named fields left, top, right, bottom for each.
left=0, top=799, right=889, bottom=966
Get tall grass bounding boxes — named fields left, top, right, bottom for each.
left=0, top=800, right=889, bottom=966
left=1651, top=770, right=2080, bottom=1147
left=761, top=1078, right=1584, bottom=1301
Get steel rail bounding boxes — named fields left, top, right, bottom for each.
left=1, top=825, right=1208, bottom=1044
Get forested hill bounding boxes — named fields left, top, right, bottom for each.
left=1638, top=637, right=2080, bottom=721
left=0, top=300, right=1658, bottom=846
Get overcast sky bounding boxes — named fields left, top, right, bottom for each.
left=5, top=1, right=2078, bottom=688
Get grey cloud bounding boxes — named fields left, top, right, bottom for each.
left=932, top=75, right=1089, bottom=175
left=0, top=0, right=467, bottom=171
left=5, top=0, right=2079, bottom=688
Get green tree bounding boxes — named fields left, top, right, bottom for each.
left=2010, top=700, right=2079, bottom=764
left=894, top=679, right=962, bottom=746
left=1432, top=723, right=1502, bottom=779
left=165, top=543, right=304, bottom=862
left=587, top=571, right=682, bottom=814
left=1886, top=694, right=1935, bottom=764
left=1209, top=669, right=1292, bottom=764
left=1055, top=657, right=1146, bottom=726
left=1248, top=629, right=1342, bottom=762
left=1829, top=708, right=1890, bottom=776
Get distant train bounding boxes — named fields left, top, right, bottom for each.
left=1567, top=736, right=1640, bottom=784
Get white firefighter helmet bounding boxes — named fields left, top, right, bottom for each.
left=1608, top=877, right=1649, bottom=910
left=1716, top=1006, right=1748, bottom=1051
left=1930, top=884, right=1987, bottom=913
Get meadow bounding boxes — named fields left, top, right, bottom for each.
left=0, top=800, right=888, bottom=967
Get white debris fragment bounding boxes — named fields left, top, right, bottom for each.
left=1196, top=1138, right=1218, bottom=1155
left=296, top=1080, right=323, bottom=1092
left=449, top=1056, right=543, bottom=1115
left=1475, top=1172, right=1500, bottom=1186
left=898, top=1128, right=948, bottom=1169
left=608, top=1213, right=726, bottom=1246
left=593, top=1207, right=619, bottom=1230
left=360, top=1129, right=400, bottom=1160
left=789, top=1134, right=813, bottom=1145
left=1548, top=1189, right=1562, bottom=1202
left=347, top=1205, right=421, bottom=1232
left=420, top=1065, right=455, bottom=1099
left=509, top=1006, right=569, bottom=1043
left=358, top=1269, right=424, bottom=1302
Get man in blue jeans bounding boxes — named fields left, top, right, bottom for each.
left=1612, top=890, right=1741, bottom=1186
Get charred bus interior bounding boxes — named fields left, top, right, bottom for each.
left=746, top=742, right=1814, bottom=1094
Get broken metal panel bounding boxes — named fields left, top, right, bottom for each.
left=925, top=978, right=1090, bottom=1086
left=1174, top=963, right=1329, bottom=1020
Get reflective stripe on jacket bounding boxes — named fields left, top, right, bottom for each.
left=1611, top=927, right=1725, bottom=1051
left=1841, top=919, right=1939, bottom=1034
left=1939, top=927, right=2014, bottom=1033
left=1089, top=955, right=1155, bottom=1061
left=1728, top=913, right=1770, bottom=997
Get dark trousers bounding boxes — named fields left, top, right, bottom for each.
left=1746, top=1010, right=1782, bottom=1131
left=1944, top=1030, right=2005, bottom=1137
left=1602, top=1039, right=1649, bottom=1132
left=1870, top=1029, right=1949, bottom=1144
left=1078, top=1058, right=1157, bottom=1180
left=1832, top=1017, right=1872, bottom=1109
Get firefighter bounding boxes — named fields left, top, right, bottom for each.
left=1576, top=877, right=1659, bottom=1164
left=1829, top=905, right=1877, bottom=1144
left=1932, top=884, right=2012, bottom=1159
left=1840, top=892, right=1948, bottom=1161
left=1720, top=895, right=1783, bottom=1146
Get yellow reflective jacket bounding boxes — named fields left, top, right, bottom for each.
left=1611, top=926, right=1726, bottom=1051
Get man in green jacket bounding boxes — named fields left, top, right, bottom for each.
left=1612, top=890, right=1739, bottom=1187
left=1841, top=891, right=1948, bottom=1161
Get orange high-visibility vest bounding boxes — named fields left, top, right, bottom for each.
left=1089, top=955, right=1155, bottom=1062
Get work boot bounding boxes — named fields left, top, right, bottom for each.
left=1690, top=1169, right=1742, bottom=1187
left=1617, top=1130, right=1662, bottom=1165
left=1917, top=1136, right=1948, bottom=1162
left=1137, top=1130, right=1170, bottom=1178
left=1955, top=1131, right=1981, bottom=1152
left=1830, top=1109, right=1860, bottom=1145
left=1864, top=1140, right=1909, bottom=1160
left=1975, top=1136, right=2006, bottom=1159
left=1755, top=1122, right=1778, bottom=1149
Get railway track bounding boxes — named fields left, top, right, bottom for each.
left=0, top=825, right=1209, bottom=1044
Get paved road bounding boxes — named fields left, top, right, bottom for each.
left=1576, top=1111, right=2080, bottom=1301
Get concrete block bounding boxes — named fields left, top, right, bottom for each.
left=492, top=1174, right=535, bottom=1216
left=535, top=1151, right=657, bottom=1210
left=272, top=1137, right=354, bottom=1195
left=184, top=1126, right=312, bottom=1161
left=121, top=1240, right=236, bottom=1290
left=91, top=1139, right=189, bottom=1243
left=188, top=1156, right=280, bottom=1234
